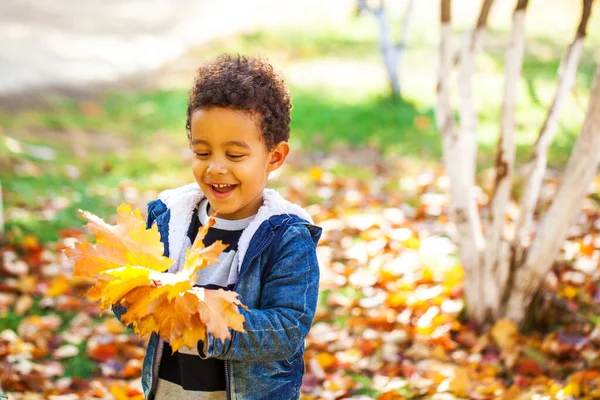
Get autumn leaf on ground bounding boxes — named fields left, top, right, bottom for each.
left=491, top=318, right=519, bottom=351
left=64, top=203, right=246, bottom=351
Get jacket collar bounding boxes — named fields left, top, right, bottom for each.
left=158, top=183, right=313, bottom=272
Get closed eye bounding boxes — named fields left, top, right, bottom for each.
left=195, top=152, right=210, bottom=157
left=227, top=154, right=245, bottom=159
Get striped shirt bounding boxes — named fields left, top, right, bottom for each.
left=154, top=199, right=254, bottom=399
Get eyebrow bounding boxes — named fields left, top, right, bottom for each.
left=191, top=139, right=251, bottom=149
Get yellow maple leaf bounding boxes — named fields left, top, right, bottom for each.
left=490, top=318, right=519, bottom=351
left=152, top=293, right=193, bottom=340
left=447, top=367, right=471, bottom=397
left=66, top=204, right=173, bottom=276
left=65, top=203, right=247, bottom=352
left=88, top=266, right=152, bottom=312
left=196, top=287, right=247, bottom=341
left=181, top=218, right=229, bottom=278
left=66, top=241, right=128, bottom=277
left=171, top=313, right=207, bottom=352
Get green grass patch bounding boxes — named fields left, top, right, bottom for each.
left=63, top=342, right=97, bottom=378
left=291, top=89, right=439, bottom=157
left=2, top=21, right=599, bottom=243
left=0, top=309, right=26, bottom=333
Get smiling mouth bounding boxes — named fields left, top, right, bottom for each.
left=210, top=183, right=237, bottom=194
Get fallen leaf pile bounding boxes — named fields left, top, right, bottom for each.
left=1, top=231, right=147, bottom=398
left=3, top=157, right=600, bottom=399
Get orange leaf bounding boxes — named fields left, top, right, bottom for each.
left=447, top=367, right=471, bottom=397
left=46, top=276, right=71, bottom=297
left=316, top=352, right=336, bottom=369
left=110, top=383, right=144, bottom=400
left=122, top=359, right=142, bottom=378
left=490, top=318, right=519, bottom=351
left=181, top=220, right=229, bottom=278
left=308, top=167, right=324, bottom=181
left=67, top=204, right=173, bottom=277
left=67, top=204, right=247, bottom=353
left=88, top=343, right=117, bottom=362
left=88, top=266, right=152, bottom=312
left=198, top=288, right=247, bottom=340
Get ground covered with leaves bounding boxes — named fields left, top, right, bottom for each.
left=2, top=5, right=600, bottom=396
left=3, top=150, right=600, bottom=400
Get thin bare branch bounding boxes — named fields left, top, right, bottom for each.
left=397, top=0, right=416, bottom=49
left=515, top=0, right=528, bottom=10
left=484, top=0, right=529, bottom=298
left=357, top=0, right=383, bottom=15
left=371, top=5, right=401, bottom=95
left=392, top=0, right=416, bottom=95
left=456, top=0, right=497, bottom=315
left=441, top=0, right=451, bottom=23
left=505, top=59, right=600, bottom=323
left=513, top=0, right=594, bottom=264
left=451, top=0, right=494, bottom=67
left=358, top=0, right=414, bottom=96
left=476, top=0, right=495, bottom=29
left=577, top=0, right=594, bottom=38
left=438, top=0, right=486, bottom=323
left=436, top=0, right=454, bottom=134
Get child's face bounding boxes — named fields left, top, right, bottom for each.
left=190, top=107, right=289, bottom=220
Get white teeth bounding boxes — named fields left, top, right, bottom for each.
left=213, top=184, right=232, bottom=188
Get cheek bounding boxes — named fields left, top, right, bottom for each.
left=191, top=159, right=204, bottom=179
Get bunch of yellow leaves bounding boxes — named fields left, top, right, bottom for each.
left=65, top=203, right=246, bottom=352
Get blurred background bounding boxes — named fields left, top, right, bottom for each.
left=1, top=0, right=600, bottom=398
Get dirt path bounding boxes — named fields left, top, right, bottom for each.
left=0, top=0, right=351, bottom=99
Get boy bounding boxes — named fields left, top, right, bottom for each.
left=115, top=54, right=321, bottom=400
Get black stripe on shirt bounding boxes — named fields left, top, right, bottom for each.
left=159, top=343, right=226, bottom=392
left=187, top=209, right=244, bottom=251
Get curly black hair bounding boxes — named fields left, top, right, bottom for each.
left=185, top=54, right=292, bottom=150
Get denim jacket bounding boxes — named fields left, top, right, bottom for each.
left=114, top=183, right=321, bottom=400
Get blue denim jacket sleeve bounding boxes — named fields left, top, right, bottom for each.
left=112, top=200, right=162, bottom=322
left=202, top=223, right=320, bottom=361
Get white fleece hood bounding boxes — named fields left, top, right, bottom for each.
left=157, top=183, right=313, bottom=272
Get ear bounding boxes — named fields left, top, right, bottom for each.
left=267, top=141, right=289, bottom=173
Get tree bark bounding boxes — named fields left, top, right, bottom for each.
left=373, top=4, right=401, bottom=96
left=437, top=0, right=486, bottom=323
left=358, top=0, right=416, bottom=97
left=456, top=0, right=496, bottom=320
left=395, top=0, right=416, bottom=96
left=484, top=0, right=529, bottom=319
left=505, top=59, right=600, bottom=324
left=457, top=0, right=495, bottom=184
left=513, top=0, right=594, bottom=264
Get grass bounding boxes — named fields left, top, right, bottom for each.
left=2, top=8, right=599, bottom=243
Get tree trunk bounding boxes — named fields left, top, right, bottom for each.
left=395, top=0, right=416, bottom=97
left=358, top=0, right=416, bottom=97
left=373, top=5, right=401, bottom=96
left=455, top=0, right=496, bottom=320
left=438, top=0, right=598, bottom=327
left=504, top=59, right=600, bottom=323
left=457, top=0, right=495, bottom=191
left=437, top=0, right=487, bottom=323
left=513, top=0, right=594, bottom=264
left=483, top=0, right=529, bottom=320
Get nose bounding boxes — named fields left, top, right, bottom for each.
left=207, top=161, right=227, bottom=175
